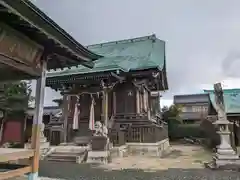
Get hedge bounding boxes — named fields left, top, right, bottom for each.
left=168, top=119, right=205, bottom=140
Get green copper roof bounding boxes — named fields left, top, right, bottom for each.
left=204, top=89, right=240, bottom=114
left=47, top=34, right=166, bottom=77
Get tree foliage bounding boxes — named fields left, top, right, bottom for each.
left=0, top=81, right=32, bottom=114
left=52, top=98, right=63, bottom=107
left=162, top=104, right=182, bottom=122
left=0, top=81, right=33, bottom=142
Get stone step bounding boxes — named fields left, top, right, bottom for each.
left=48, top=152, right=79, bottom=158
left=46, top=157, right=76, bottom=162
left=87, top=151, right=110, bottom=164
left=54, top=146, right=88, bottom=153
left=46, top=152, right=79, bottom=163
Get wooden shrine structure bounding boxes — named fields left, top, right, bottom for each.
left=46, top=35, right=169, bottom=147
left=0, top=0, right=100, bottom=179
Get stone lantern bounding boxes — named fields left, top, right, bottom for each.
left=212, top=83, right=239, bottom=168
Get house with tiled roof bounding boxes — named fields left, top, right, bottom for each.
left=173, top=93, right=210, bottom=124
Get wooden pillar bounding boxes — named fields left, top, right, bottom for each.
left=103, top=89, right=109, bottom=127
left=62, top=94, right=69, bottom=143
left=113, top=91, right=116, bottom=115
left=136, top=89, right=140, bottom=114
left=143, top=88, right=148, bottom=112
left=29, top=61, right=46, bottom=180
left=236, top=121, right=240, bottom=146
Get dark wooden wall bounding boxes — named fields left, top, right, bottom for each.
left=68, top=82, right=138, bottom=124
left=115, top=82, right=136, bottom=114
left=64, top=81, right=168, bottom=145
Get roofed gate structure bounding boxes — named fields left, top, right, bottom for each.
left=0, top=0, right=100, bottom=179
left=46, top=35, right=170, bottom=161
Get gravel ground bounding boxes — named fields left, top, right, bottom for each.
left=39, top=161, right=240, bottom=180
left=98, top=145, right=212, bottom=170
left=9, top=145, right=240, bottom=180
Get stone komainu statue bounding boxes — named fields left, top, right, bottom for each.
left=93, top=121, right=108, bottom=137
left=91, top=121, right=109, bottom=151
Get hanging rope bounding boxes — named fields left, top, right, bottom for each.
left=90, top=94, right=96, bottom=105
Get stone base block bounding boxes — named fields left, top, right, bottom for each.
left=110, top=145, right=128, bottom=159
left=126, top=138, right=170, bottom=157
left=27, top=172, right=39, bottom=180
left=24, top=141, right=50, bottom=150
left=76, top=150, right=88, bottom=164
left=40, top=142, right=50, bottom=149
left=25, top=141, right=50, bottom=160
left=54, top=145, right=89, bottom=153
left=216, top=153, right=239, bottom=160
left=214, top=158, right=240, bottom=169
left=87, top=151, right=110, bottom=164
left=214, top=152, right=240, bottom=168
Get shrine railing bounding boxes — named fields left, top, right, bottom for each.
left=126, top=125, right=168, bottom=143
left=110, top=125, right=168, bottom=146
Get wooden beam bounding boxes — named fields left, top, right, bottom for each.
left=132, top=79, right=147, bottom=87
left=0, top=166, right=31, bottom=179
left=0, top=53, right=41, bottom=76
left=110, top=72, right=125, bottom=82
left=0, top=0, right=94, bottom=63
left=52, top=53, right=94, bottom=69
left=61, top=86, right=102, bottom=95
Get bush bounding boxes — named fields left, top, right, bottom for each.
left=200, top=119, right=220, bottom=148
left=169, top=122, right=205, bottom=140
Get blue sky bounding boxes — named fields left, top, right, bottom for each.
left=32, top=0, right=240, bottom=107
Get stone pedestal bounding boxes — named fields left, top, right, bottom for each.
left=87, top=151, right=110, bottom=164
left=25, top=124, right=50, bottom=158
left=206, top=83, right=240, bottom=169
left=86, top=136, right=111, bottom=164
left=85, top=121, right=111, bottom=164
left=213, top=120, right=239, bottom=168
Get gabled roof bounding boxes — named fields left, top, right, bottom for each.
left=174, top=93, right=209, bottom=104
left=0, top=0, right=101, bottom=70
left=47, top=34, right=166, bottom=77
left=204, top=89, right=240, bottom=114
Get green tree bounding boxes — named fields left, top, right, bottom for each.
left=162, top=104, right=182, bottom=122
left=0, top=81, right=33, bottom=142
left=162, top=104, right=182, bottom=140
left=52, top=98, right=63, bottom=107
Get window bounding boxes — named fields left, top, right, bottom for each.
left=192, top=106, right=201, bottom=112
left=181, top=106, right=188, bottom=112
left=192, top=106, right=208, bottom=113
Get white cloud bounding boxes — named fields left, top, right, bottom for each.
left=31, top=80, right=61, bottom=107
left=32, top=0, right=240, bottom=106
left=160, top=99, right=173, bottom=108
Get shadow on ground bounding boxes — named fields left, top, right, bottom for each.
left=39, top=161, right=240, bottom=180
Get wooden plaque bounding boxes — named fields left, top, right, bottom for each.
left=0, top=23, right=43, bottom=67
